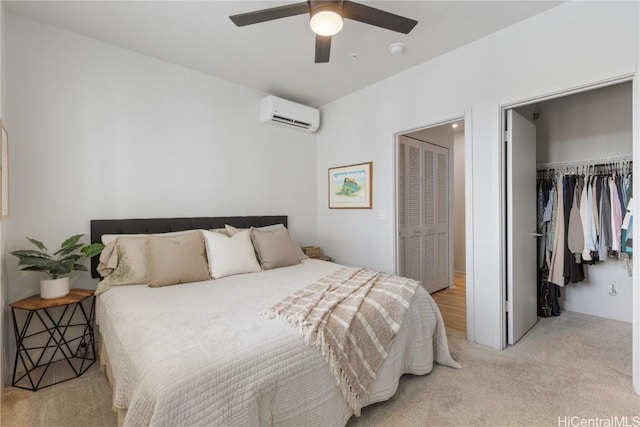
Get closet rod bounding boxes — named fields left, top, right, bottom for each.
left=536, top=155, right=633, bottom=171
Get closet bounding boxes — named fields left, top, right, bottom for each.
left=535, top=158, right=632, bottom=318
left=510, top=81, right=633, bottom=343
left=398, top=134, right=450, bottom=294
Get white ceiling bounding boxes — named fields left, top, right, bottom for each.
left=4, top=1, right=563, bottom=107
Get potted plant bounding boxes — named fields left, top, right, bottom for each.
left=11, top=234, right=104, bottom=299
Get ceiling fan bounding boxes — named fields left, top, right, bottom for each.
left=229, top=1, right=418, bottom=63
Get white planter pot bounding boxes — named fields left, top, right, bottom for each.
left=40, top=277, right=70, bottom=299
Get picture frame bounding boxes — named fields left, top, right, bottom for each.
left=328, top=162, right=372, bottom=209
left=1, top=120, right=8, bottom=218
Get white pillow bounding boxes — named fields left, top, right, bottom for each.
left=210, top=228, right=229, bottom=236
left=202, top=230, right=262, bottom=279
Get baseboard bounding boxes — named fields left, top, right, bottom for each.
left=454, top=270, right=466, bottom=278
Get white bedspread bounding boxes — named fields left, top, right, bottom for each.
left=96, top=259, right=459, bottom=426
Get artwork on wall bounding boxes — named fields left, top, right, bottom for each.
left=328, top=162, right=372, bottom=209
left=1, top=120, right=8, bottom=217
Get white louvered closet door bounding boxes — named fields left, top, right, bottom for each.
left=398, top=138, right=450, bottom=293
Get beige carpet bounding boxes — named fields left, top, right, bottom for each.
left=1, top=362, right=115, bottom=427
left=2, top=311, right=639, bottom=427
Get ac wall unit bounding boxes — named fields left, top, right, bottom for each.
left=259, top=95, right=320, bottom=133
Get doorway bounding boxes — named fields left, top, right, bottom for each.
left=396, top=119, right=467, bottom=334
left=503, top=80, right=634, bottom=350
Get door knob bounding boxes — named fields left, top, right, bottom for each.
left=532, top=233, right=543, bottom=237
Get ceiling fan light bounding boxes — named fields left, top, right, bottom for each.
left=310, top=10, right=343, bottom=36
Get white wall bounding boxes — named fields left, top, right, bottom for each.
left=407, top=125, right=453, bottom=149
left=316, top=1, right=639, bottom=349
left=3, top=14, right=319, bottom=368
left=635, top=0, right=640, bottom=394
left=453, top=130, right=465, bottom=274
left=536, top=82, right=633, bottom=164
left=0, top=0, right=5, bottom=388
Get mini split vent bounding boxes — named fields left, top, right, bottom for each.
left=272, top=115, right=312, bottom=129
left=260, top=95, right=320, bottom=133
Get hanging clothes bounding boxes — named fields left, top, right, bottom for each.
left=592, top=175, right=600, bottom=239
left=568, top=175, right=585, bottom=256
left=621, top=196, right=633, bottom=255
left=599, top=177, right=611, bottom=259
left=584, top=175, right=598, bottom=261
left=537, top=176, right=561, bottom=317
left=548, top=176, right=565, bottom=287
left=563, top=174, right=585, bottom=284
left=581, top=175, right=593, bottom=262
left=610, top=176, right=623, bottom=253
left=535, top=159, right=633, bottom=318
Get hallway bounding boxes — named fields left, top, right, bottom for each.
left=431, top=275, right=466, bottom=335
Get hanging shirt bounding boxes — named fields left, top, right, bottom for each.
left=549, top=177, right=565, bottom=287
left=568, top=176, right=584, bottom=255
left=543, top=183, right=554, bottom=222
left=585, top=176, right=598, bottom=254
left=623, top=174, right=632, bottom=208
left=616, top=173, right=625, bottom=214
left=610, top=176, right=623, bottom=253
left=622, top=197, right=633, bottom=255
left=599, top=177, right=612, bottom=258
left=545, top=183, right=556, bottom=252
left=580, top=175, right=592, bottom=261
left=592, top=176, right=600, bottom=237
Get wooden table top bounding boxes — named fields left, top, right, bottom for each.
left=9, top=288, right=95, bottom=310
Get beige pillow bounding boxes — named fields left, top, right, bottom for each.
left=96, top=237, right=149, bottom=295
left=97, top=238, right=119, bottom=278
left=202, top=230, right=262, bottom=278
left=146, top=232, right=210, bottom=287
left=251, top=227, right=301, bottom=270
left=225, top=224, right=308, bottom=260
left=101, top=229, right=202, bottom=245
left=225, top=224, right=282, bottom=236
left=96, top=237, right=147, bottom=295
left=97, top=237, right=146, bottom=279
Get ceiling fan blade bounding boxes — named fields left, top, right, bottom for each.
left=342, top=1, right=418, bottom=34
left=229, top=2, right=309, bottom=27
left=315, top=35, right=332, bottom=63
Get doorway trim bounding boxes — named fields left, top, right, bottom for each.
left=497, top=64, right=639, bottom=394
left=392, top=108, right=475, bottom=342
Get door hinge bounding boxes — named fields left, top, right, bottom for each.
left=504, top=130, right=509, bottom=143
left=504, top=300, right=512, bottom=312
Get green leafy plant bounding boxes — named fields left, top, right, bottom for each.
left=11, top=234, right=104, bottom=280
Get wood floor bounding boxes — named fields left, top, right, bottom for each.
left=431, top=274, right=466, bottom=335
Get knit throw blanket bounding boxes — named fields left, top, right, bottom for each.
left=264, top=267, right=419, bottom=415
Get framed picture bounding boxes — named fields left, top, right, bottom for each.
left=328, top=162, right=372, bottom=209
left=1, top=120, right=8, bottom=217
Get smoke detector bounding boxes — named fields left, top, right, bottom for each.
left=388, top=42, right=406, bottom=55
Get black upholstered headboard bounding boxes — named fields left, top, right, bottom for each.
left=90, top=216, right=287, bottom=278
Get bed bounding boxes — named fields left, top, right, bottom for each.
left=91, top=216, right=460, bottom=426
